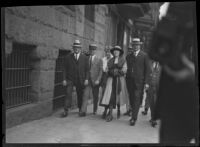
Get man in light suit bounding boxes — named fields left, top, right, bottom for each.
left=126, top=38, right=151, bottom=126
left=100, top=46, right=113, bottom=119
left=80, top=44, right=103, bottom=116
left=62, top=40, right=89, bottom=117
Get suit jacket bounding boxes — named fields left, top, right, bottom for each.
left=126, top=50, right=151, bottom=88
left=89, top=55, right=103, bottom=85
left=63, top=52, right=89, bottom=86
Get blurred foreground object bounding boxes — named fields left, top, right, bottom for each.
left=149, top=2, right=195, bottom=70
left=149, top=2, right=199, bottom=145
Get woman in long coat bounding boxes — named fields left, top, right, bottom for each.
left=100, top=46, right=129, bottom=122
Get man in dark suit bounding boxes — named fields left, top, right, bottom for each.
left=62, top=40, right=89, bottom=117
left=80, top=44, right=103, bottom=116
left=126, top=38, right=151, bottom=126
left=150, top=2, right=198, bottom=144
left=123, top=45, right=133, bottom=116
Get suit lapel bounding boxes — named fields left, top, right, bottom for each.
left=71, top=53, right=77, bottom=63
left=77, top=53, right=82, bottom=63
left=90, top=56, right=97, bottom=68
left=92, top=56, right=97, bottom=66
left=136, top=51, right=143, bottom=61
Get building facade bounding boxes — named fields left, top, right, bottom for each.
left=4, top=4, right=156, bottom=128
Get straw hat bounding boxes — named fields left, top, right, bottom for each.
left=132, top=38, right=143, bottom=45
left=110, top=45, right=124, bottom=56
left=72, top=40, right=82, bottom=48
left=89, top=44, right=97, bottom=50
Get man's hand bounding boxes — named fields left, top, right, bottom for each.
left=163, top=54, right=195, bottom=82
left=63, top=80, right=67, bottom=86
left=84, top=80, right=89, bottom=86
left=94, top=80, right=100, bottom=85
left=105, top=67, right=108, bottom=72
left=144, top=84, right=149, bottom=91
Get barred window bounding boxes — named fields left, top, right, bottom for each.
left=5, top=43, right=33, bottom=109
left=85, top=5, right=95, bottom=22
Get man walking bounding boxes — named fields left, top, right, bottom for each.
left=126, top=38, right=151, bottom=126
left=80, top=44, right=103, bottom=116
left=124, top=45, right=133, bottom=116
left=142, top=61, right=161, bottom=127
left=62, top=40, right=89, bottom=117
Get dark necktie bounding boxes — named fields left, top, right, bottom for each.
left=89, top=56, right=92, bottom=69
left=134, top=52, right=137, bottom=57
left=75, top=54, right=78, bottom=61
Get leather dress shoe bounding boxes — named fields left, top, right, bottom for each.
left=117, top=110, right=121, bottom=119
left=79, top=112, right=86, bottom=117
left=151, top=120, right=157, bottom=127
left=101, top=111, right=107, bottom=119
left=129, top=118, right=136, bottom=126
left=61, top=111, right=68, bottom=118
left=106, top=114, right=113, bottom=122
left=142, top=111, right=148, bottom=115
left=123, top=110, right=131, bottom=116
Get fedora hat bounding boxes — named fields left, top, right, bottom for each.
left=110, top=45, right=124, bottom=56
left=132, top=38, right=143, bottom=45
left=89, top=44, right=97, bottom=50
left=72, top=40, right=82, bottom=48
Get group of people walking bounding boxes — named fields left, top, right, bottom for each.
left=62, top=38, right=160, bottom=127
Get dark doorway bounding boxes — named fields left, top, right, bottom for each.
left=53, top=50, right=70, bottom=110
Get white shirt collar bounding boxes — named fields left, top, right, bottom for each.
left=134, top=49, right=140, bottom=56
left=114, top=57, right=119, bottom=64
left=74, top=52, right=81, bottom=60
left=90, top=54, right=96, bottom=61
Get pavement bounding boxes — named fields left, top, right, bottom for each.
left=5, top=103, right=160, bottom=143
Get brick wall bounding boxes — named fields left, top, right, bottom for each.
left=5, top=5, right=110, bottom=128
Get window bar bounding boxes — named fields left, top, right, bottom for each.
left=7, top=91, right=9, bottom=107
left=20, top=84, right=23, bottom=105
left=8, top=90, right=10, bottom=107
left=14, top=86, right=17, bottom=106
left=10, top=55, right=13, bottom=107
left=5, top=57, right=8, bottom=88
left=6, top=91, right=8, bottom=107
left=22, top=54, right=25, bottom=102
left=22, top=53, right=25, bottom=85
left=20, top=84, right=24, bottom=105
left=23, top=56, right=26, bottom=103
left=16, top=86, right=20, bottom=105
left=18, top=53, right=22, bottom=104
left=9, top=55, right=13, bottom=88
left=5, top=67, right=8, bottom=89
left=13, top=53, right=16, bottom=87
left=27, top=56, right=30, bottom=102
left=13, top=89, right=16, bottom=107
left=10, top=89, right=13, bottom=108
left=25, top=68, right=28, bottom=102
left=23, top=53, right=26, bottom=103
left=15, top=52, right=18, bottom=87
left=7, top=90, right=10, bottom=108
left=9, top=90, right=12, bottom=108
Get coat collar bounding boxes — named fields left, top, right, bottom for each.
left=71, top=52, right=83, bottom=62
left=137, top=50, right=142, bottom=57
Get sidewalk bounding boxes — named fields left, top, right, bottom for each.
left=5, top=103, right=160, bottom=143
